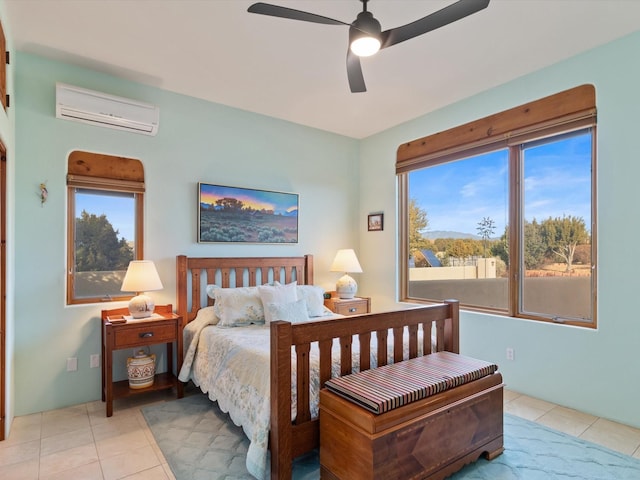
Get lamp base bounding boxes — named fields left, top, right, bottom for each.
left=128, top=294, right=155, bottom=319
left=336, top=274, right=358, bottom=299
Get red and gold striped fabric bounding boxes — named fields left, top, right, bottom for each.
left=324, top=351, right=498, bottom=414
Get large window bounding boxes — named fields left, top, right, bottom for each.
left=398, top=86, right=596, bottom=327
left=67, top=151, right=144, bottom=305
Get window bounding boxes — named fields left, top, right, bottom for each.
left=397, top=85, right=596, bottom=327
left=67, top=151, right=144, bottom=305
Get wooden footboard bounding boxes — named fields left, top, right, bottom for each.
left=270, top=300, right=460, bottom=479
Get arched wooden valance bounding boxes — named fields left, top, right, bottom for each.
left=67, top=150, right=145, bottom=192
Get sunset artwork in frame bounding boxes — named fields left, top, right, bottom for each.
left=198, top=183, right=299, bottom=243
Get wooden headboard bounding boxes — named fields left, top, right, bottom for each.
left=175, top=254, right=314, bottom=324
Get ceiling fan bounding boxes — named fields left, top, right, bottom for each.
left=248, top=0, right=490, bottom=93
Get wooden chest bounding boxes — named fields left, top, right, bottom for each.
left=319, top=357, right=504, bottom=480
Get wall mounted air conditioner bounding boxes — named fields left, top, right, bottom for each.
left=56, top=83, right=159, bottom=136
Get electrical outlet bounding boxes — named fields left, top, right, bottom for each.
left=67, top=357, right=78, bottom=371
left=506, top=347, right=515, bottom=361
left=90, top=354, right=100, bottom=368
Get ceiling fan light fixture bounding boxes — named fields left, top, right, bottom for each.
left=349, top=10, right=381, bottom=57
left=350, top=36, right=380, bottom=57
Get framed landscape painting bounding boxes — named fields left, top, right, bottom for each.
left=198, top=183, right=299, bottom=243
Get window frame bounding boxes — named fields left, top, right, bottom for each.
left=66, top=151, right=145, bottom=305
left=397, top=85, right=597, bottom=328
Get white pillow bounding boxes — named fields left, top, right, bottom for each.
left=206, top=284, right=220, bottom=299
left=214, top=286, right=265, bottom=327
left=266, top=299, right=310, bottom=323
left=194, top=305, right=218, bottom=325
left=296, top=285, right=327, bottom=317
left=258, top=282, right=298, bottom=324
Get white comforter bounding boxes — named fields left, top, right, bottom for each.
left=179, top=307, right=342, bottom=479
left=178, top=307, right=431, bottom=480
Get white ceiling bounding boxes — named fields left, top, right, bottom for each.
left=6, top=0, right=640, bottom=139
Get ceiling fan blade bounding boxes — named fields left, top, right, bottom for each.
left=248, top=2, right=349, bottom=26
left=380, top=0, right=490, bottom=49
left=346, top=49, right=367, bottom=93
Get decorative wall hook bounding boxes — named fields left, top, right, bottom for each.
left=39, top=182, right=48, bottom=206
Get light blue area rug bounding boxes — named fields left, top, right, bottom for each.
left=142, top=393, right=640, bottom=480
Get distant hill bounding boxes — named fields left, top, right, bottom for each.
left=425, top=230, right=480, bottom=240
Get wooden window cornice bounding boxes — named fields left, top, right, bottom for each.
left=396, top=84, right=596, bottom=173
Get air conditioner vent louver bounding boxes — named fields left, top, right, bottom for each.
left=55, top=83, right=159, bottom=136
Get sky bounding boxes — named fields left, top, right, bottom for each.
left=408, top=131, right=592, bottom=237
left=199, top=183, right=299, bottom=215
left=75, top=190, right=135, bottom=241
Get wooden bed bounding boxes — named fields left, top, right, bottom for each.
left=176, top=254, right=462, bottom=479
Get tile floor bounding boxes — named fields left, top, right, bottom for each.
left=1, top=389, right=640, bottom=479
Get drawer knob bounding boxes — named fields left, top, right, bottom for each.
left=349, top=307, right=357, bottom=312
left=139, top=332, right=154, bottom=338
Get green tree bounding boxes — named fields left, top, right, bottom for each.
left=540, top=215, right=589, bottom=272
left=476, top=217, right=496, bottom=257
left=434, top=237, right=454, bottom=253
left=523, top=219, right=546, bottom=270
left=491, top=227, right=509, bottom=267
left=447, top=239, right=476, bottom=260
left=408, top=198, right=430, bottom=258
left=75, top=210, right=133, bottom=272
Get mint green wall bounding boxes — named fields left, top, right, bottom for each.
left=359, top=30, right=640, bottom=428
left=14, top=52, right=359, bottom=415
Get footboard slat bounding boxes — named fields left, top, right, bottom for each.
left=295, top=343, right=311, bottom=424
left=318, top=339, right=332, bottom=386
left=408, top=324, right=418, bottom=359
left=423, top=321, right=433, bottom=354
left=436, top=318, right=445, bottom=352
left=339, top=337, right=352, bottom=376
left=393, top=326, right=403, bottom=363
left=377, top=329, right=388, bottom=367
left=359, top=332, right=371, bottom=372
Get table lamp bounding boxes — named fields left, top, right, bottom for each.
left=330, top=249, right=363, bottom=299
left=121, top=260, right=163, bottom=318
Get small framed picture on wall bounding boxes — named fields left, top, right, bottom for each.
left=368, top=213, right=383, bottom=231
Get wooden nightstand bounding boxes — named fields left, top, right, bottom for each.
left=324, top=296, right=371, bottom=316
left=101, top=304, right=183, bottom=417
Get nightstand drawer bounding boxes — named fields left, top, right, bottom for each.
left=324, top=297, right=371, bottom=316
left=333, top=300, right=368, bottom=315
left=114, top=323, right=176, bottom=348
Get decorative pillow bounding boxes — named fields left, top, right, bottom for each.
left=206, top=284, right=220, bottom=299
left=296, top=285, right=327, bottom=317
left=258, top=282, right=298, bottom=324
left=194, top=305, right=218, bottom=326
left=266, top=299, right=310, bottom=324
left=214, top=286, right=265, bottom=327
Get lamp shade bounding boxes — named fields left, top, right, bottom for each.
left=121, top=261, right=163, bottom=319
left=121, top=260, right=163, bottom=293
left=330, top=249, right=363, bottom=273
left=330, top=249, right=362, bottom=299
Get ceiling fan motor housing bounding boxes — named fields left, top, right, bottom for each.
left=350, top=10, right=382, bottom=43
